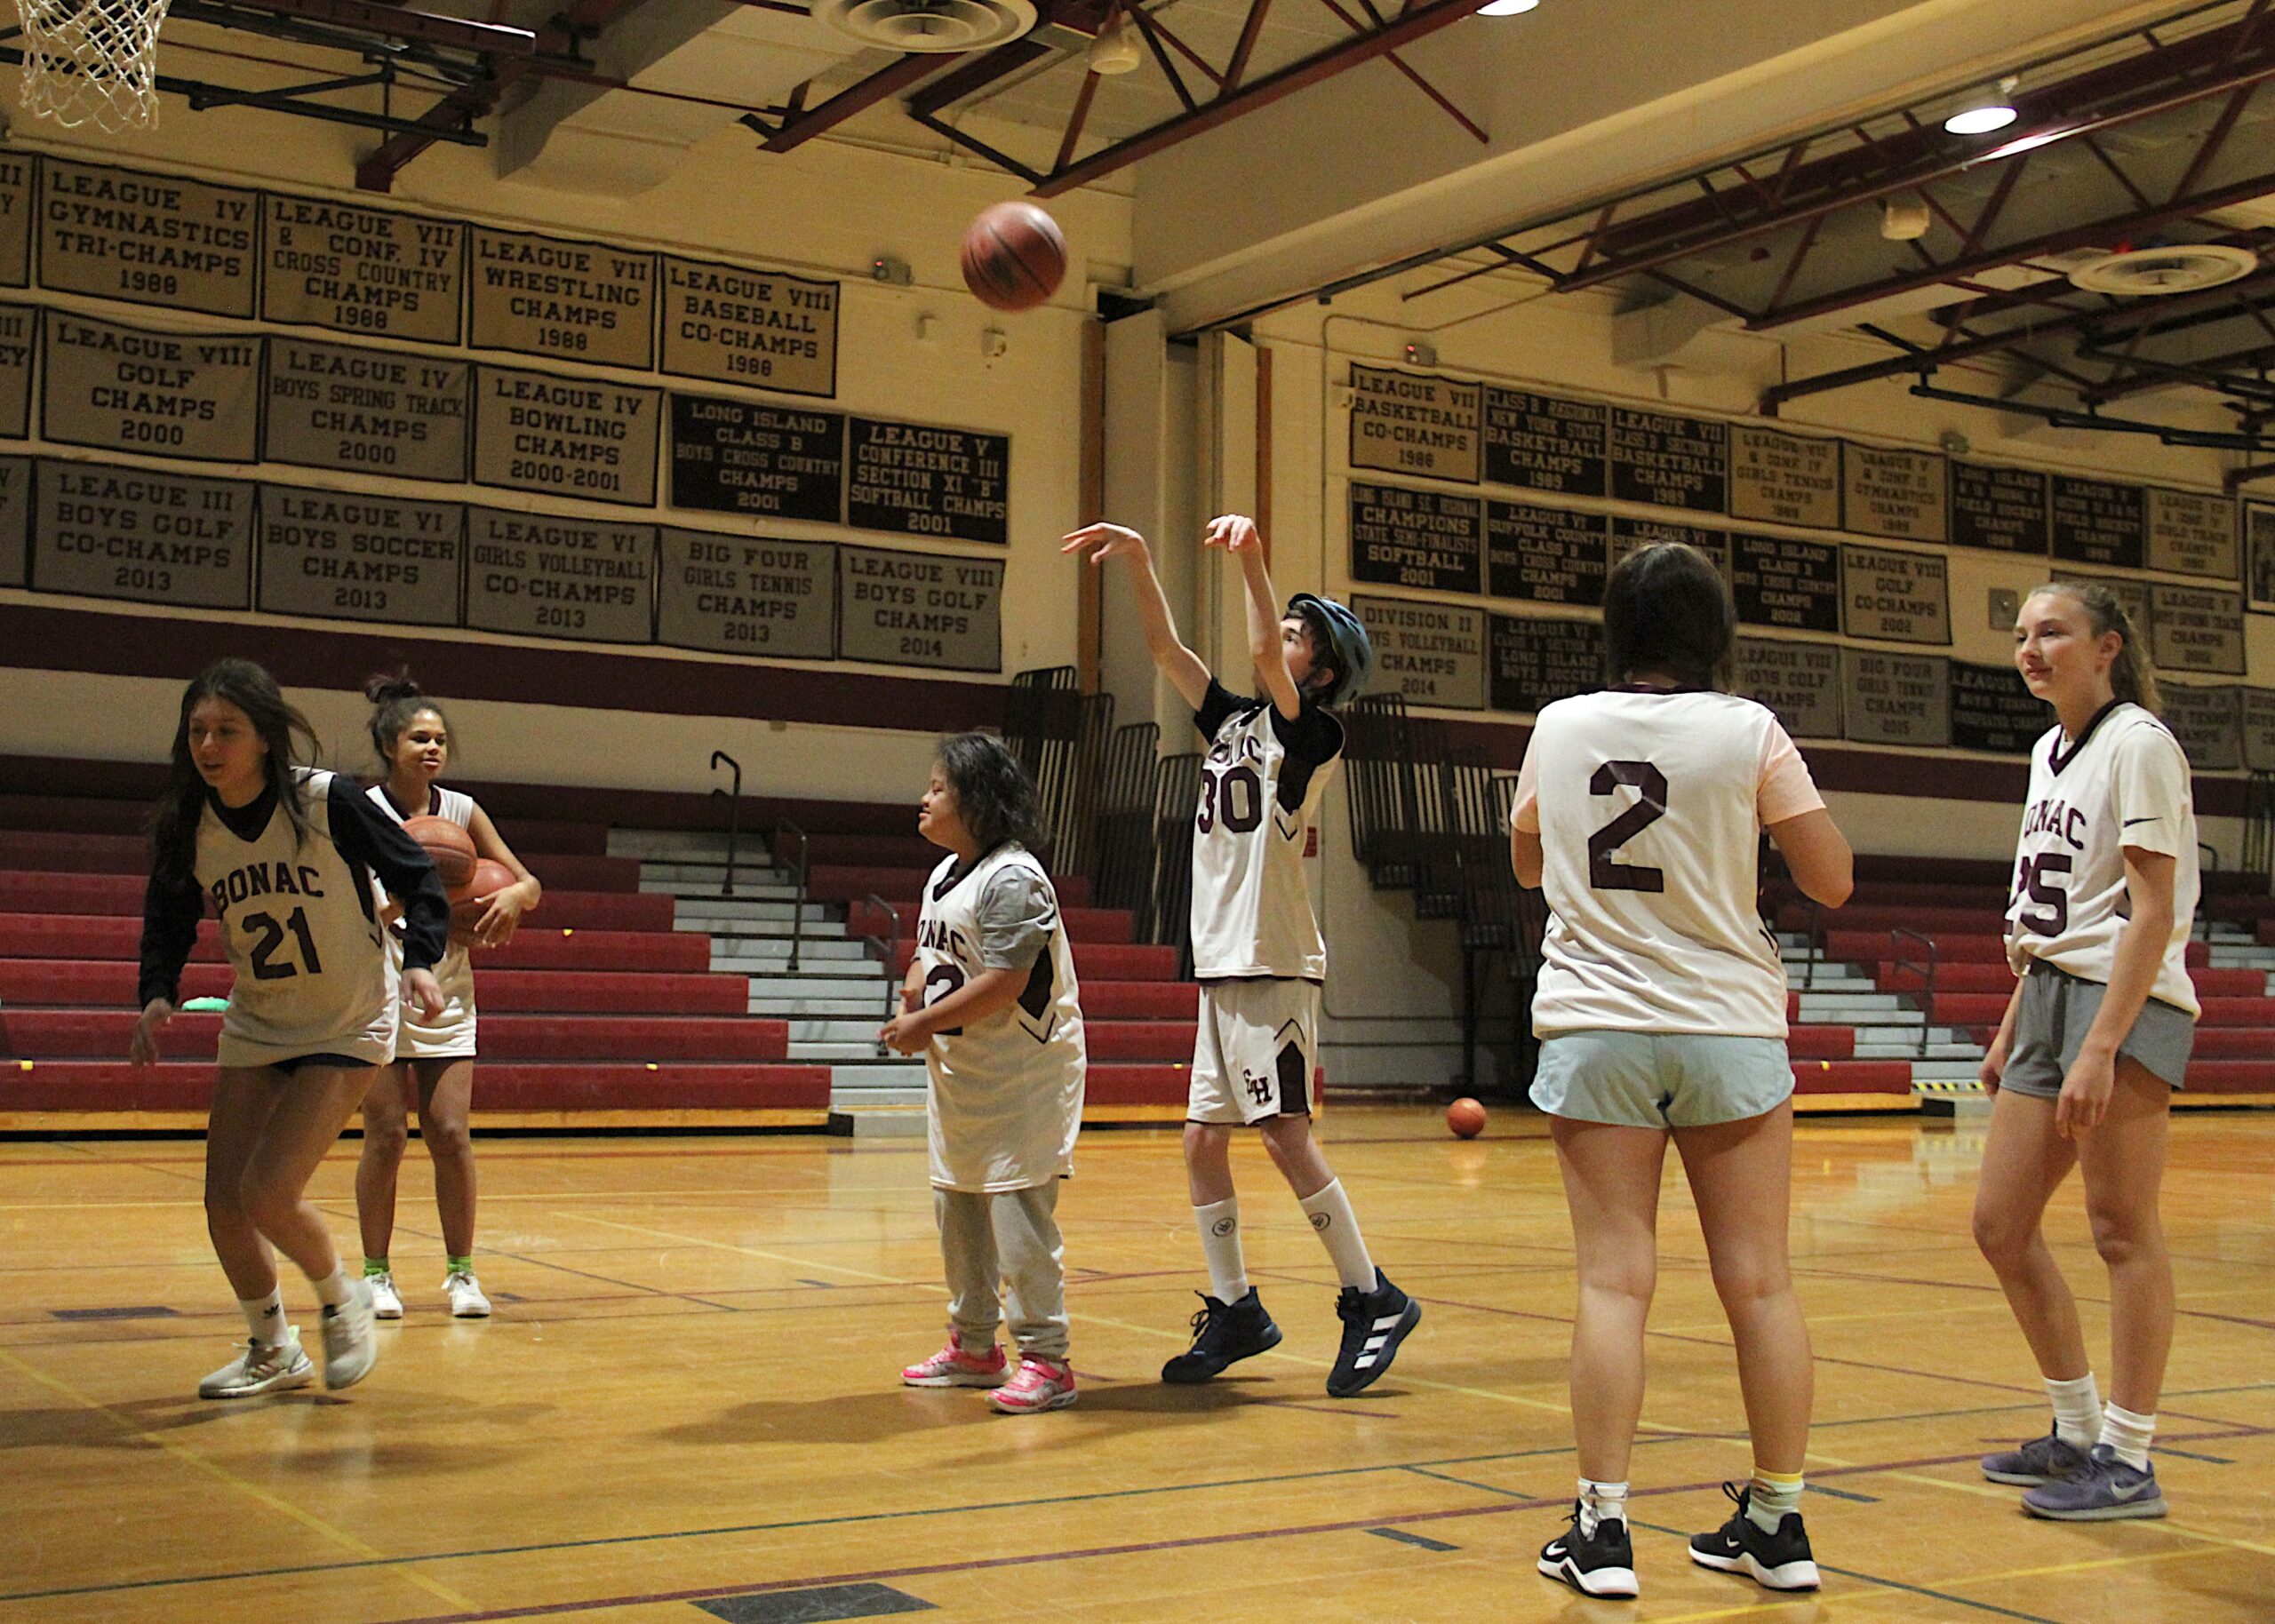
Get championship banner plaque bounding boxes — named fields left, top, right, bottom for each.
left=1610, top=515, right=1728, bottom=574
left=1351, top=595, right=1487, bottom=709
left=0, top=455, right=30, bottom=586
left=1489, top=614, right=1603, bottom=713
left=31, top=461, right=254, bottom=609
left=258, top=487, right=463, bottom=627
left=1609, top=407, right=1727, bottom=513
left=0, top=301, right=31, bottom=438
left=39, top=158, right=256, bottom=318
left=1349, top=481, right=1482, bottom=594
left=1842, top=649, right=1951, bottom=748
left=1841, top=544, right=1951, bottom=646
left=1347, top=364, right=1481, bottom=483
left=2145, top=488, right=2237, bottom=581
left=2161, top=683, right=2241, bottom=771
left=837, top=544, right=1003, bottom=673
left=658, top=529, right=834, bottom=661
left=1486, top=501, right=1607, bottom=606
left=42, top=314, right=259, bottom=463
left=1729, top=425, right=1839, bottom=529
left=2149, top=583, right=2245, bottom=676
left=1950, top=661, right=2048, bottom=755
left=2242, top=689, right=2275, bottom=771
left=0, top=153, right=31, bottom=286
left=1732, top=638, right=1842, bottom=739
left=264, top=337, right=469, bottom=484
left=262, top=194, right=463, bottom=344
left=1842, top=443, right=1948, bottom=543
left=660, top=258, right=838, bottom=397
left=2250, top=503, right=2275, bottom=612
left=669, top=394, right=844, bottom=522
left=2055, top=569, right=2153, bottom=639
left=1730, top=532, right=1841, bottom=633
left=846, top=417, right=1009, bottom=545
left=471, top=227, right=657, bottom=371
left=2052, top=474, right=2146, bottom=569
left=465, top=507, right=655, bottom=644
left=1951, top=460, right=2048, bottom=553
left=472, top=366, right=659, bottom=507
left=1482, top=386, right=1606, bottom=497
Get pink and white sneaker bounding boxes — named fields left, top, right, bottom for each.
left=901, top=1332, right=1007, bottom=1388
left=988, top=1355, right=1077, bottom=1414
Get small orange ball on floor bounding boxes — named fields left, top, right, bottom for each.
left=1447, top=1097, right=1487, bottom=1139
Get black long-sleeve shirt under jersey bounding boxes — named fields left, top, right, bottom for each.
left=137, top=776, right=451, bottom=1008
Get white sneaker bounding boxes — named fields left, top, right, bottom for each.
left=443, top=1270, right=491, bottom=1318
left=321, top=1278, right=379, bottom=1390
left=198, top=1327, right=313, bottom=1399
left=368, top=1271, right=403, bottom=1320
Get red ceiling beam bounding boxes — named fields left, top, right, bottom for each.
left=762, top=51, right=962, bottom=152
left=198, top=0, right=535, bottom=53
left=1030, top=0, right=1495, bottom=198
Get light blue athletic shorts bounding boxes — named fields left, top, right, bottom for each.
left=1530, top=1030, right=1795, bottom=1128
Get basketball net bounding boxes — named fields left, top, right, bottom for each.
left=14, top=0, right=168, bottom=130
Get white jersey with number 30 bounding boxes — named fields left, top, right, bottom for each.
left=1513, top=689, right=1824, bottom=1038
left=2006, top=702, right=2199, bottom=1017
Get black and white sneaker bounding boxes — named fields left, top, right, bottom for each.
left=1688, top=1484, right=1820, bottom=1592
left=1537, top=1503, right=1639, bottom=1598
left=1327, top=1270, right=1420, bottom=1397
left=1161, top=1288, right=1282, bottom=1383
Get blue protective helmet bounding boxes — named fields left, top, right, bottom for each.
left=1286, top=593, right=1374, bottom=708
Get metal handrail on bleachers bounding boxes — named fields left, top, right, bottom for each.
left=1002, top=667, right=1115, bottom=880
left=853, top=891, right=901, bottom=1028
left=1342, top=694, right=1428, bottom=889
left=708, top=750, right=742, bottom=898
left=1892, top=926, right=1938, bottom=1058
left=1446, top=755, right=1547, bottom=1095
left=2196, top=842, right=2220, bottom=943
left=2245, top=771, right=2275, bottom=891
left=774, top=820, right=808, bottom=974
left=1090, top=721, right=1163, bottom=939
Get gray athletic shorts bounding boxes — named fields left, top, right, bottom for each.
left=1530, top=1030, right=1794, bottom=1128
left=2000, top=959, right=2193, bottom=1098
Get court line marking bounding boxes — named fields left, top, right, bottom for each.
left=0, top=1344, right=475, bottom=1611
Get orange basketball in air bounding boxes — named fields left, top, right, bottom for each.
left=961, top=201, right=1067, bottom=313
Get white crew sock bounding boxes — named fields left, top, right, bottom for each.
left=238, top=1288, right=287, bottom=1348
left=1193, top=1198, right=1249, bottom=1304
left=1577, top=1477, right=1628, bottom=1539
left=1297, top=1179, right=1377, bottom=1291
left=311, top=1266, right=353, bottom=1311
left=2101, top=1403, right=2155, bottom=1471
left=2047, top=1373, right=2103, bottom=1448
left=1747, top=1469, right=1805, bottom=1533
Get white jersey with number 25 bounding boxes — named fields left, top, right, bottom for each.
left=1513, top=689, right=1824, bottom=1038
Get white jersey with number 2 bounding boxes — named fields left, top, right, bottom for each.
left=2006, top=701, right=2199, bottom=1017
left=1513, top=689, right=1824, bottom=1038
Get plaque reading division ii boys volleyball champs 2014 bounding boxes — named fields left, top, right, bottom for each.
left=1728, top=426, right=1840, bottom=529
left=1842, top=443, right=1948, bottom=544
left=1489, top=614, right=1602, bottom=714
left=1951, top=461, right=2049, bottom=553
left=465, top=508, right=655, bottom=645
left=472, top=366, right=659, bottom=507
left=30, top=461, right=253, bottom=609
left=1347, top=365, right=1481, bottom=483
left=1350, top=482, right=1482, bottom=594
left=39, top=158, right=255, bottom=319
left=1841, top=544, right=1951, bottom=645
left=471, top=227, right=657, bottom=372
left=846, top=418, right=1009, bottom=545
left=1609, top=407, right=1726, bottom=513
left=262, top=194, right=464, bottom=345
left=2146, top=489, right=2237, bottom=580
left=661, top=258, right=838, bottom=397
left=1730, top=533, right=1841, bottom=633
left=1351, top=595, right=1487, bottom=709
left=1484, top=387, right=1606, bottom=497
left=1843, top=649, right=1952, bottom=747
left=837, top=544, right=1002, bottom=673
left=658, top=529, right=835, bottom=661
left=1733, top=638, right=1842, bottom=739
left=2052, top=474, right=2146, bottom=569
left=264, top=336, right=469, bottom=484
left=42, top=313, right=259, bottom=463
left=670, top=394, right=844, bottom=522
left=257, top=488, right=464, bottom=628
left=1487, top=502, right=1607, bottom=606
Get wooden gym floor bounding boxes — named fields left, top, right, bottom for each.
left=1, top=1107, right=2270, bottom=1624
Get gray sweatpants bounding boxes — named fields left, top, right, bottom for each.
left=935, top=1182, right=1068, bottom=1359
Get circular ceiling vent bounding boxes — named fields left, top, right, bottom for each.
left=2067, top=243, right=2260, bottom=296
left=812, top=0, right=1036, bottom=52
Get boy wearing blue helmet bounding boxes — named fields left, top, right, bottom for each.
left=1063, top=513, right=1420, bottom=1398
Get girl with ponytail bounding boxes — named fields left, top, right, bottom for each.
left=1973, top=581, right=2197, bottom=1522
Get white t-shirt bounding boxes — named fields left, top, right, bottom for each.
left=1189, top=681, right=1342, bottom=982
left=915, top=842, right=1086, bottom=1192
left=1513, top=689, right=1824, bottom=1038
left=2006, top=701, right=2199, bottom=1017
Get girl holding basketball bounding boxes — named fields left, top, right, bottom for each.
left=1511, top=543, right=1852, bottom=1598
left=134, top=659, right=451, bottom=1397
left=1972, top=583, right=2195, bottom=1521
left=355, top=673, right=542, bottom=1319
left=881, top=733, right=1087, bottom=1414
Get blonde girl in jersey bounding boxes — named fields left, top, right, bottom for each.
left=1511, top=543, right=1852, bottom=1599
left=355, top=673, right=542, bottom=1321
left=132, top=659, right=450, bottom=1398
left=882, top=733, right=1087, bottom=1414
left=1973, top=583, right=2196, bottom=1521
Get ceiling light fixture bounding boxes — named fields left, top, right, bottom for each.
left=1086, top=9, right=1140, bottom=74
left=1477, top=0, right=1540, bottom=15
left=1945, top=76, right=2019, bottom=135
